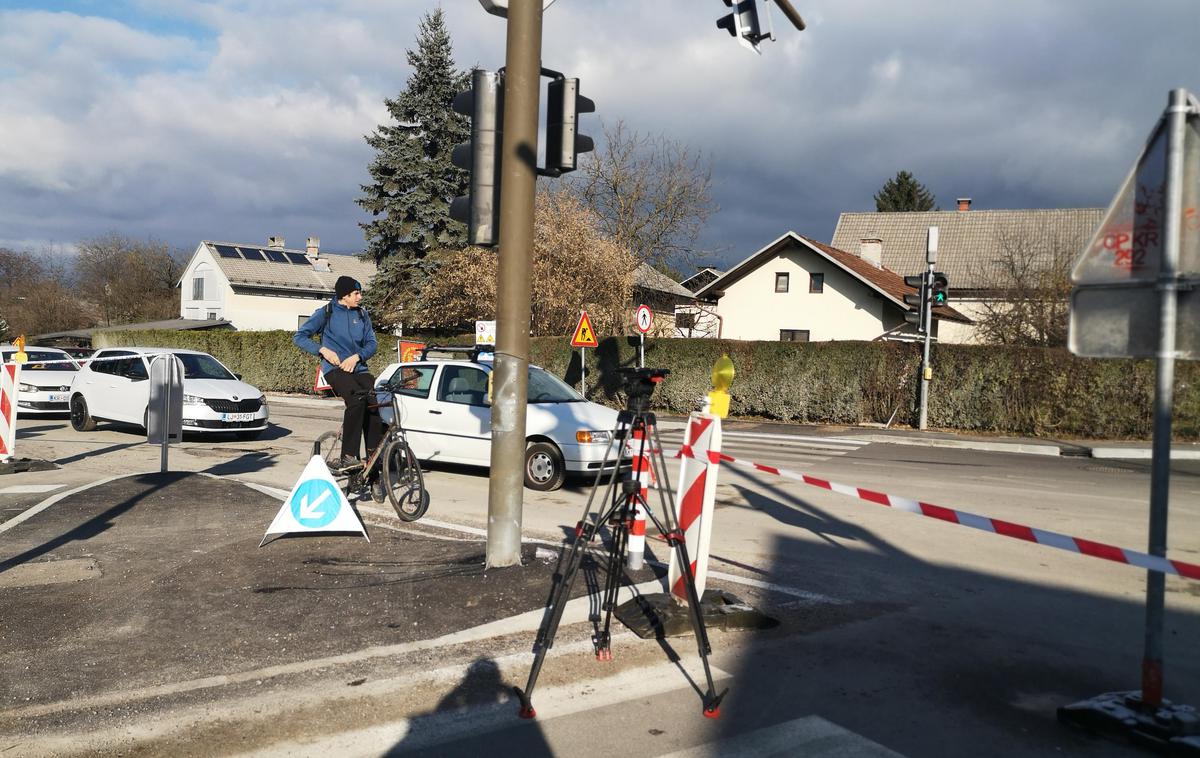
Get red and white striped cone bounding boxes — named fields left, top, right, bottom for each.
left=626, top=426, right=652, bottom=571
left=0, top=362, right=20, bottom=462
left=667, top=412, right=722, bottom=603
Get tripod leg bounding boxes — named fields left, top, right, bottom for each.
left=595, top=494, right=631, bottom=661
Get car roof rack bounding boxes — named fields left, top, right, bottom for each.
left=418, top=345, right=495, bottom=362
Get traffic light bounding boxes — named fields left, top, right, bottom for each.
left=930, top=272, right=950, bottom=305
left=903, top=274, right=926, bottom=328
left=450, top=69, right=504, bottom=246
left=717, top=0, right=766, bottom=52
left=545, top=77, right=595, bottom=174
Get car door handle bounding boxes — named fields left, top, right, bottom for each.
left=429, top=409, right=442, bottom=415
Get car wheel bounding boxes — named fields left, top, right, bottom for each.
left=235, top=429, right=262, bottom=441
left=70, top=394, right=96, bottom=432
left=524, top=441, right=566, bottom=492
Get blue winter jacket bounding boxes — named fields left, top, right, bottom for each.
left=294, top=300, right=378, bottom=375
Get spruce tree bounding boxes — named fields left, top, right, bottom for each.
left=357, top=9, right=470, bottom=326
left=873, top=170, right=937, bottom=212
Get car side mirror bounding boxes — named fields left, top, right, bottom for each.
left=235, top=373, right=243, bottom=380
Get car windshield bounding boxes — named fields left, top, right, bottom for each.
left=2, top=350, right=78, bottom=372
left=173, top=353, right=237, bottom=380
left=528, top=366, right=582, bottom=403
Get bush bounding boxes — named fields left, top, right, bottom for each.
left=94, top=330, right=1200, bottom=441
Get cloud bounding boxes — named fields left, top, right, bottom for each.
left=0, top=0, right=1196, bottom=270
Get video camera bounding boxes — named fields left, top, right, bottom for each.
left=618, top=367, right=670, bottom=412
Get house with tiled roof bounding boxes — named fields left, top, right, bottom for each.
left=693, top=232, right=968, bottom=342
left=680, top=266, right=724, bottom=293
left=830, top=200, right=1104, bottom=343
left=632, top=263, right=696, bottom=336
left=178, top=236, right=377, bottom=331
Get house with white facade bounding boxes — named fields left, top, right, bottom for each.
left=830, top=200, right=1104, bottom=343
left=692, top=232, right=967, bottom=342
left=178, top=237, right=377, bottom=331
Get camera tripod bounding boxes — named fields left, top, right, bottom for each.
left=513, top=369, right=727, bottom=720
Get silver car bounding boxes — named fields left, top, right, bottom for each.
left=0, top=345, right=80, bottom=415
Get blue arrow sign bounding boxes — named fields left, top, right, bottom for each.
left=289, top=478, right=342, bottom=528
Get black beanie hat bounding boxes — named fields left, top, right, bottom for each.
left=335, top=276, right=361, bottom=300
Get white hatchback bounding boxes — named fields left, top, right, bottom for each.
left=69, top=347, right=270, bottom=439
left=374, top=350, right=624, bottom=491
left=0, top=345, right=80, bottom=416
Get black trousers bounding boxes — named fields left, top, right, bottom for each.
left=326, top=369, right=383, bottom=459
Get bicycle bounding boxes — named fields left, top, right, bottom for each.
left=313, top=382, right=430, bottom=522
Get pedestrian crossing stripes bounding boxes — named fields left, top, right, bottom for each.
left=653, top=429, right=868, bottom=469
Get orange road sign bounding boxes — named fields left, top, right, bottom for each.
left=570, top=310, right=599, bottom=347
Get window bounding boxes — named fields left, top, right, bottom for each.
left=438, top=366, right=490, bottom=406
left=298, top=315, right=309, bottom=330
left=775, top=273, right=789, bottom=293
left=207, top=311, right=218, bottom=320
left=123, top=358, right=149, bottom=381
left=809, top=273, right=824, bottom=293
left=90, top=350, right=132, bottom=375
left=675, top=312, right=696, bottom=330
left=780, top=329, right=810, bottom=342
left=389, top=366, right=437, bottom=398
left=192, top=277, right=205, bottom=300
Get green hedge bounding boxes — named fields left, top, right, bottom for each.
left=95, top=330, right=1200, bottom=440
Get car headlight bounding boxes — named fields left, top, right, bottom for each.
left=182, top=394, right=206, bottom=405
left=576, top=430, right=612, bottom=444
left=18, top=383, right=35, bottom=392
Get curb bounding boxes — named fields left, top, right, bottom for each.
left=266, top=393, right=342, bottom=409
left=858, top=434, right=1063, bottom=457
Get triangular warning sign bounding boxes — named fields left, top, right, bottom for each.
left=570, top=310, right=599, bottom=347
left=260, top=455, right=368, bottom=546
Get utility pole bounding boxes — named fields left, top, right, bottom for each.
left=486, top=0, right=543, bottom=568
left=918, top=226, right=938, bottom=431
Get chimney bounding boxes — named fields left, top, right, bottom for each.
left=306, top=236, right=320, bottom=258
left=267, top=235, right=285, bottom=248
left=957, top=197, right=972, bottom=212
left=858, top=237, right=883, bottom=268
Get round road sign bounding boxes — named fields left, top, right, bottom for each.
left=635, top=304, right=653, bottom=334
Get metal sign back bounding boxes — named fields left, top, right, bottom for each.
left=147, top=354, right=184, bottom=445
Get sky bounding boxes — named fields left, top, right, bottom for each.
left=0, top=0, right=1197, bottom=270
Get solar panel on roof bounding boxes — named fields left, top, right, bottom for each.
left=284, top=253, right=309, bottom=265
left=239, top=248, right=265, bottom=261
left=265, top=250, right=288, bottom=263
left=214, top=245, right=241, bottom=259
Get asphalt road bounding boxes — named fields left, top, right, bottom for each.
left=1, top=404, right=1198, bottom=756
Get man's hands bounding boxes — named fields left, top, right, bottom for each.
left=319, top=348, right=359, bottom=372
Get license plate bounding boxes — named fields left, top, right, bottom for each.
left=49, top=393, right=68, bottom=402
left=221, top=412, right=255, bottom=422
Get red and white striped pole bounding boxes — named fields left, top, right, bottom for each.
left=0, top=362, right=20, bottom=463
left=667, top=412, right=722, bottom=602
left=626, top=425, right=652, bottom=570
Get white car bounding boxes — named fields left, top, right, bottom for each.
left=69, top=347, right=270, bottom=439
left=0, top=345, right=80, bottom=416
left=374, top=349, right=624, bottom=491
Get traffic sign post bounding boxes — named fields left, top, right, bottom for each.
left=634, top=304, right=653, bottom=368
left=147, top=354, right=184, bottom=473
left=570, top=310, right=598, bottom=396
left=1060, top=88, right=1200, bottom=750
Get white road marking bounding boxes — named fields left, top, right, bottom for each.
left=0, top=483, right=66, bottom=494
left=0, top=473, right=137, bottom=535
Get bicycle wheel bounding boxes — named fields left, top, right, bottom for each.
left=382, top=438, right=429, bottom=522
left=314, top=430, right=344, bottom=470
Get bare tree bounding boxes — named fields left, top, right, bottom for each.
left=75, top=234, right=183, bottom=326
left=673, top=300, right=722, bottom=338
left=419, top=188, right=635, bottom=336
left=0, top=247, right=92, bottom=337
left=973, top=230, right=1076, bottom=347
left=568, top=120, right=716, bottom=274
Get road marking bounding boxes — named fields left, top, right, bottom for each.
left=0, top=473, right=134, bottom=535
left=0, top=483, right=66, bottom=494
left=234, top=654, right=733, bottom=758
left=654, top=715, right=905, bottom=758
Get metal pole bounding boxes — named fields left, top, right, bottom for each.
left=918, top=264, right=933, bottom=430
left=486, top=0, right=542, bottom=568
left=580, top=347, right=586, bottom=396
left=1141, top=88, right=1188, bottom=707
left=156, top=356, right=169, bottom=473
left=639, top=334, right=645, bottom=368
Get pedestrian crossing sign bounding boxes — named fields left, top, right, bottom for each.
left=570, top=310, right=599, bottom=347
left=260, top=455, right=368, bottom=546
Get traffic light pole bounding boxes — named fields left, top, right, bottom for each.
left=918, top=264, right=933, bottom=431
left=486, top=0, right=543, bottom=568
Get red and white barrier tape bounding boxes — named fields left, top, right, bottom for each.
left=674, top=443, right=1200, bottom=582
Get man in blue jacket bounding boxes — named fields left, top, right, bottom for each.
left=294, top=276, right=382, bottom=473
